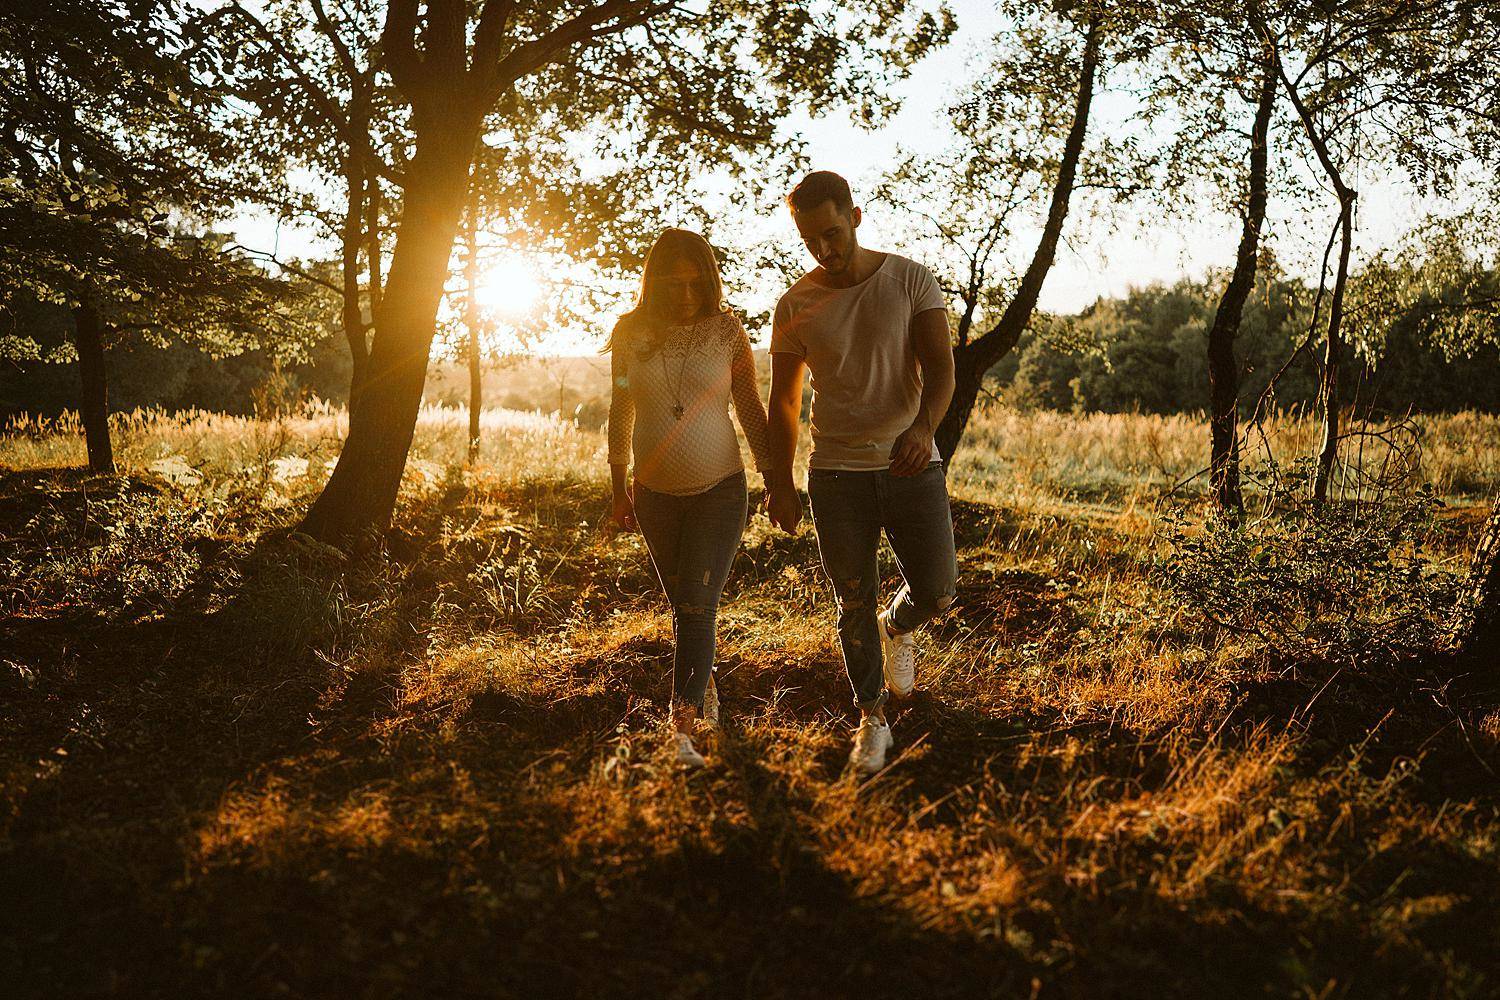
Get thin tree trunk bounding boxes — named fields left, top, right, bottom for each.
left=72, top=302, right=113, bottom=473
left=1455, top=495, right=1500, bottom=661
left=1313, top=193, right=1354, bottom=502
left=936, top=16, right=1101, bottom=463
left=463, top=188, right=482, bottom=462
left=1206, top=55, right=1277, bottom=520
left=58, top=131, right=112, bottom=473
left=300, top=112, right=479, bottom=544
left=1267, top=28, right=1358, bottom=503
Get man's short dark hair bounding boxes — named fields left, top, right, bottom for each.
left=787, top=170, right=854, bottom=215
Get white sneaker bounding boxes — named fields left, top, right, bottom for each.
left=848, top=718, right=893, bottom=775
left=702, top=674, right=719, bottom=727
left=675, top=732, right=706, bottom=769
left=878, top=609, right=917, bottom=698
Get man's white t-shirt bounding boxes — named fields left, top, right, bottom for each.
left=770, top=252, right=947, bottom=471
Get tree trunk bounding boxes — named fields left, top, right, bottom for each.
left=935, top=16, right=1101, bottom=463
left=341, top=133, right=369, bottom=407
left=1269, top=34, right=1358, bottom=504
left=463, top=190, right=482, bottom=462
left=300, top=112, right=479, bottom=544
left=936, top=363, right=985, bottom=463
left=1313, top=193, right=1354, bottom=502
left=1455, top=496, right=1500, bottom=662
left=73, top=302, right=114, bottom=473
left=1206, top=56, right=1277, bottom=520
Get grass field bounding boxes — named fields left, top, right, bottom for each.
left=3, top=403, right=1498, bottom=998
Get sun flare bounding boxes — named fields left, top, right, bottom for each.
left=475, top=253, right=541, bottom=319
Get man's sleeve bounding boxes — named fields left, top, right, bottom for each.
left=769, top=296, right=805, bottom=357
left=911, top=263, right=946, bottom=317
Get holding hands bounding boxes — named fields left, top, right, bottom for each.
left=764, top=470, right=802, bottom=533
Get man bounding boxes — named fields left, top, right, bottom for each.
left=765, top=170, right=959, bottom=775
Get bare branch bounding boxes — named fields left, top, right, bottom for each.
left=310, top=0, right=361, bottom=83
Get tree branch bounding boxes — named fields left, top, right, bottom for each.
left=486, top=0, right=681, bottom=99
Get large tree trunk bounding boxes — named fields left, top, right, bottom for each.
left=1455, top=496, right=1500, bottom=662
left=1206, top=56, right=1277, bottom=521
left=936, top=16, right=1101, bottom=463
left=936, top=363, right=987, bottom=466
left=300, top=112, right=479, bottom=543
left=72, top=302, right=114, bottom=473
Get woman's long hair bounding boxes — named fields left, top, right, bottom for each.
left=606, top=228, right=727, bottom=357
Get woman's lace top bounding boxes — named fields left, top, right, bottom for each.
left=607, top=311, right=773, bottom=496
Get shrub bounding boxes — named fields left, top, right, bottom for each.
left=1159, top=464, right=1463, bottom=662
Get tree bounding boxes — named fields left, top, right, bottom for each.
left=286, top=0, right=952, bottom=544
left=200, top=0, right=406, bottom=411
left=461, top=177, right=486, bottom=461
left=875, top=3, right=1150, bottom=462
left=1143, top=4, right=1284, bottom=518
left=0, top=1, right=317, bottom=471
left=1356, top=211, right=1500, bottom=660
left=1248, top=0, right=1500, bottom=501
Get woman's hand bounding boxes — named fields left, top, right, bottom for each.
left=611, top=487, right=637, bottom=533
left=766, top=482, right=802, bottom=533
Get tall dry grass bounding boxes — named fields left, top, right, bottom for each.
left=5, top=400, right=1497, bottom=505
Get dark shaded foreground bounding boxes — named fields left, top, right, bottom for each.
left=3, top=468, right=1498, bottom=999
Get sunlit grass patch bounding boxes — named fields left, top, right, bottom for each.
left=3, top=406, right=1499, bottom=998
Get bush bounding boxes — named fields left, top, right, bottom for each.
left=3, top=483, right=217, bottom=617
left=1159, top=465, right=1463, bottom=662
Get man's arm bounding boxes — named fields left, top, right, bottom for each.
left=766, top=351, right=807, bottom=531
left=889, top=308, right=956, bottom=477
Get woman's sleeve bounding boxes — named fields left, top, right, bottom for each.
left=728, top=316, right=773, bottom=472
left=607, top=338, right=634, bottom=467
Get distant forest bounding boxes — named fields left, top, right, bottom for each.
left=5, top=265, right=1499, bottom=426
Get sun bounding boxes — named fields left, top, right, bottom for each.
left=475, top=253, right=540, bottom=319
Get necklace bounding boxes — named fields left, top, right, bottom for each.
left=658, top=331, right=690, bottom=420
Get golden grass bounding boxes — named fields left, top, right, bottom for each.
left=2, top=405, right=1498, bottom=997
left=6, top=400, right=1498, bottom=504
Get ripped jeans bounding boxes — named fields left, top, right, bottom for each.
left=632, top=470, right=748, bottom=711
left=807, top=461, right=958, bottom=712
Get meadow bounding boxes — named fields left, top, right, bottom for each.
left=3, top=403, right=1498, bottom=998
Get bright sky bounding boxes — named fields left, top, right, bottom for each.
left=233, top=0, right=1443, bottom=358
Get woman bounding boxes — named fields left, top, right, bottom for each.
left=607, top=228, right=773, bottom=768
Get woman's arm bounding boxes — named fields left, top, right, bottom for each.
left=765, top=351, right=806, bottom=532
left=729, top=319, right=773, bottom=473
left=607, top=341, right=637, bottom=530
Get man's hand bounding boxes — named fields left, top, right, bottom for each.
left=889, top=419, right=934, bottom=477
left=765, top=470, right=802, bottom=533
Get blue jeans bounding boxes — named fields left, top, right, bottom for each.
left=632, top=471, right=748, bottom=711
left=807, top=461, right=958, bottom=711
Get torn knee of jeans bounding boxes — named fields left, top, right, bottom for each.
left=834, top=577, right=870, bottom=612
left=836, top=593, right=869, bottom=613
left=675, top=602, right=712, bottom=618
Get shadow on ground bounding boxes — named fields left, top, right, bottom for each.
left=3, top=469, right=1499, bottom=998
